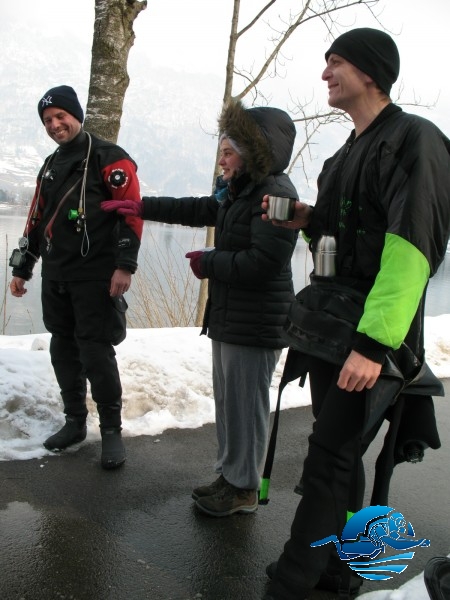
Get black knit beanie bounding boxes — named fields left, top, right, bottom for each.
left=325, top=28, right=400, bottom=96
left=37, top=85, right=84, bottom=123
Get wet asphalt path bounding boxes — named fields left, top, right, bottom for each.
left=1, top=381, right=449, bottom=600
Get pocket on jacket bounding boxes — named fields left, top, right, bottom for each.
left=110, top=294, right=128, bottom=346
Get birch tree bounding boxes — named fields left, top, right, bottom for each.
left=84, top=0, right=147, bottom=143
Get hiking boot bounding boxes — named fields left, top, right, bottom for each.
left=101, top=428, right=125, bottom=469
left=266, top=561, right=362, bottom=597
left=195, top=482, right=258, bottom=517
left=192, top=474, right=227, bottom=500
left=43, top=416, right=87, bottom=451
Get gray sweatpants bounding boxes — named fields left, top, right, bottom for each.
left=211, top=340, right=281, bottom=490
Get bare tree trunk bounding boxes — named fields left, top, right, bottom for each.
left=84, top=0, right=147, bottom=143
left=194, top=0, right=242, bottom=327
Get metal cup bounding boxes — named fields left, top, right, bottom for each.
left=266, top=196, right=296, bottom=221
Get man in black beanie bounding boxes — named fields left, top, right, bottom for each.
left=262, top=28, right=450, bottom=600
left=10, top=85, right=143, bottom=469
left=324, top=27, right=400, bottom=96
left=37, top=85, right=85, bottom=125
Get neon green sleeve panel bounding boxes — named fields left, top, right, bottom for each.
left=357, top=233, right=430, bottom=349
left=301, top=230, right=311, bottom=243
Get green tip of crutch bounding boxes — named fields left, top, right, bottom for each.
left=258, top=478, right=270, bottom=505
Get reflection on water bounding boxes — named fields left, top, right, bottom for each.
left=0, top=499, right=114, bottom=598
left=1, top=209, right=449, bottom=335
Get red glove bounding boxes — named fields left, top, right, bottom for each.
left=101, top=199, right=144, bottom=217
left=185, top=250, right=206, bottom=279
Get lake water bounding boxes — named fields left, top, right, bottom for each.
left=1, top=207, right=449, bottom=335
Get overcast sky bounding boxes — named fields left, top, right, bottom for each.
left=4, top=0, right=450, bottom=133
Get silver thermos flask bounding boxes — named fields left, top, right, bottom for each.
left=314, top=235, right=337, bottom=277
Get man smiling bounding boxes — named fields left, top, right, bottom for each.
left=262, top=28, right=450, bottom=600
left=10, top=85, right=143, bottom=469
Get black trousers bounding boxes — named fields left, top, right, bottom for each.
left=42, top=279, right=123, bottom=429
left=269, top=357, right=384, bottom=600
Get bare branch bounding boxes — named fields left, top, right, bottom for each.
left=237, top=0, right=277, bottom=38
left=236, top=0, right=379, bottom=99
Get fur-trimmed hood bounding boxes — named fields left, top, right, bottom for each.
left=218, top=100, right=296, bottom=183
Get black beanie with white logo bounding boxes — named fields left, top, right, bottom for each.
left=325, top=28, right=400, bottom=96
left=38, top=85, right=84, bottom=123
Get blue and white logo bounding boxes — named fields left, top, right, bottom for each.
left=311, top=505, right=430, bottom=581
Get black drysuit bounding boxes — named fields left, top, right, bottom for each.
left=13, top=130, right=143, bottom=428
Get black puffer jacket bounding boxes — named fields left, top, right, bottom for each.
left=142, top=101, right=299, bottom=348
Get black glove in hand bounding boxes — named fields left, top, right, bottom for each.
left=100, top=199, right=144, bottom=218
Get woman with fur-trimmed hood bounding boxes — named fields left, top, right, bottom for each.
left=102, top=100, right=299, bottom=517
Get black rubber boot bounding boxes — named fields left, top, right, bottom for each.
left=43, top=416, right=87, bottom=451
left=101, top=428, right=126, bottom=469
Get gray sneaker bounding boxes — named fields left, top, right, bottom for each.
left=195, top=482, right=258, bottom=517
left=192, top=474, right=226, bottom=500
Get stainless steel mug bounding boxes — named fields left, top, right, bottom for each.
left=266, top=196, right=296, bottom=221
